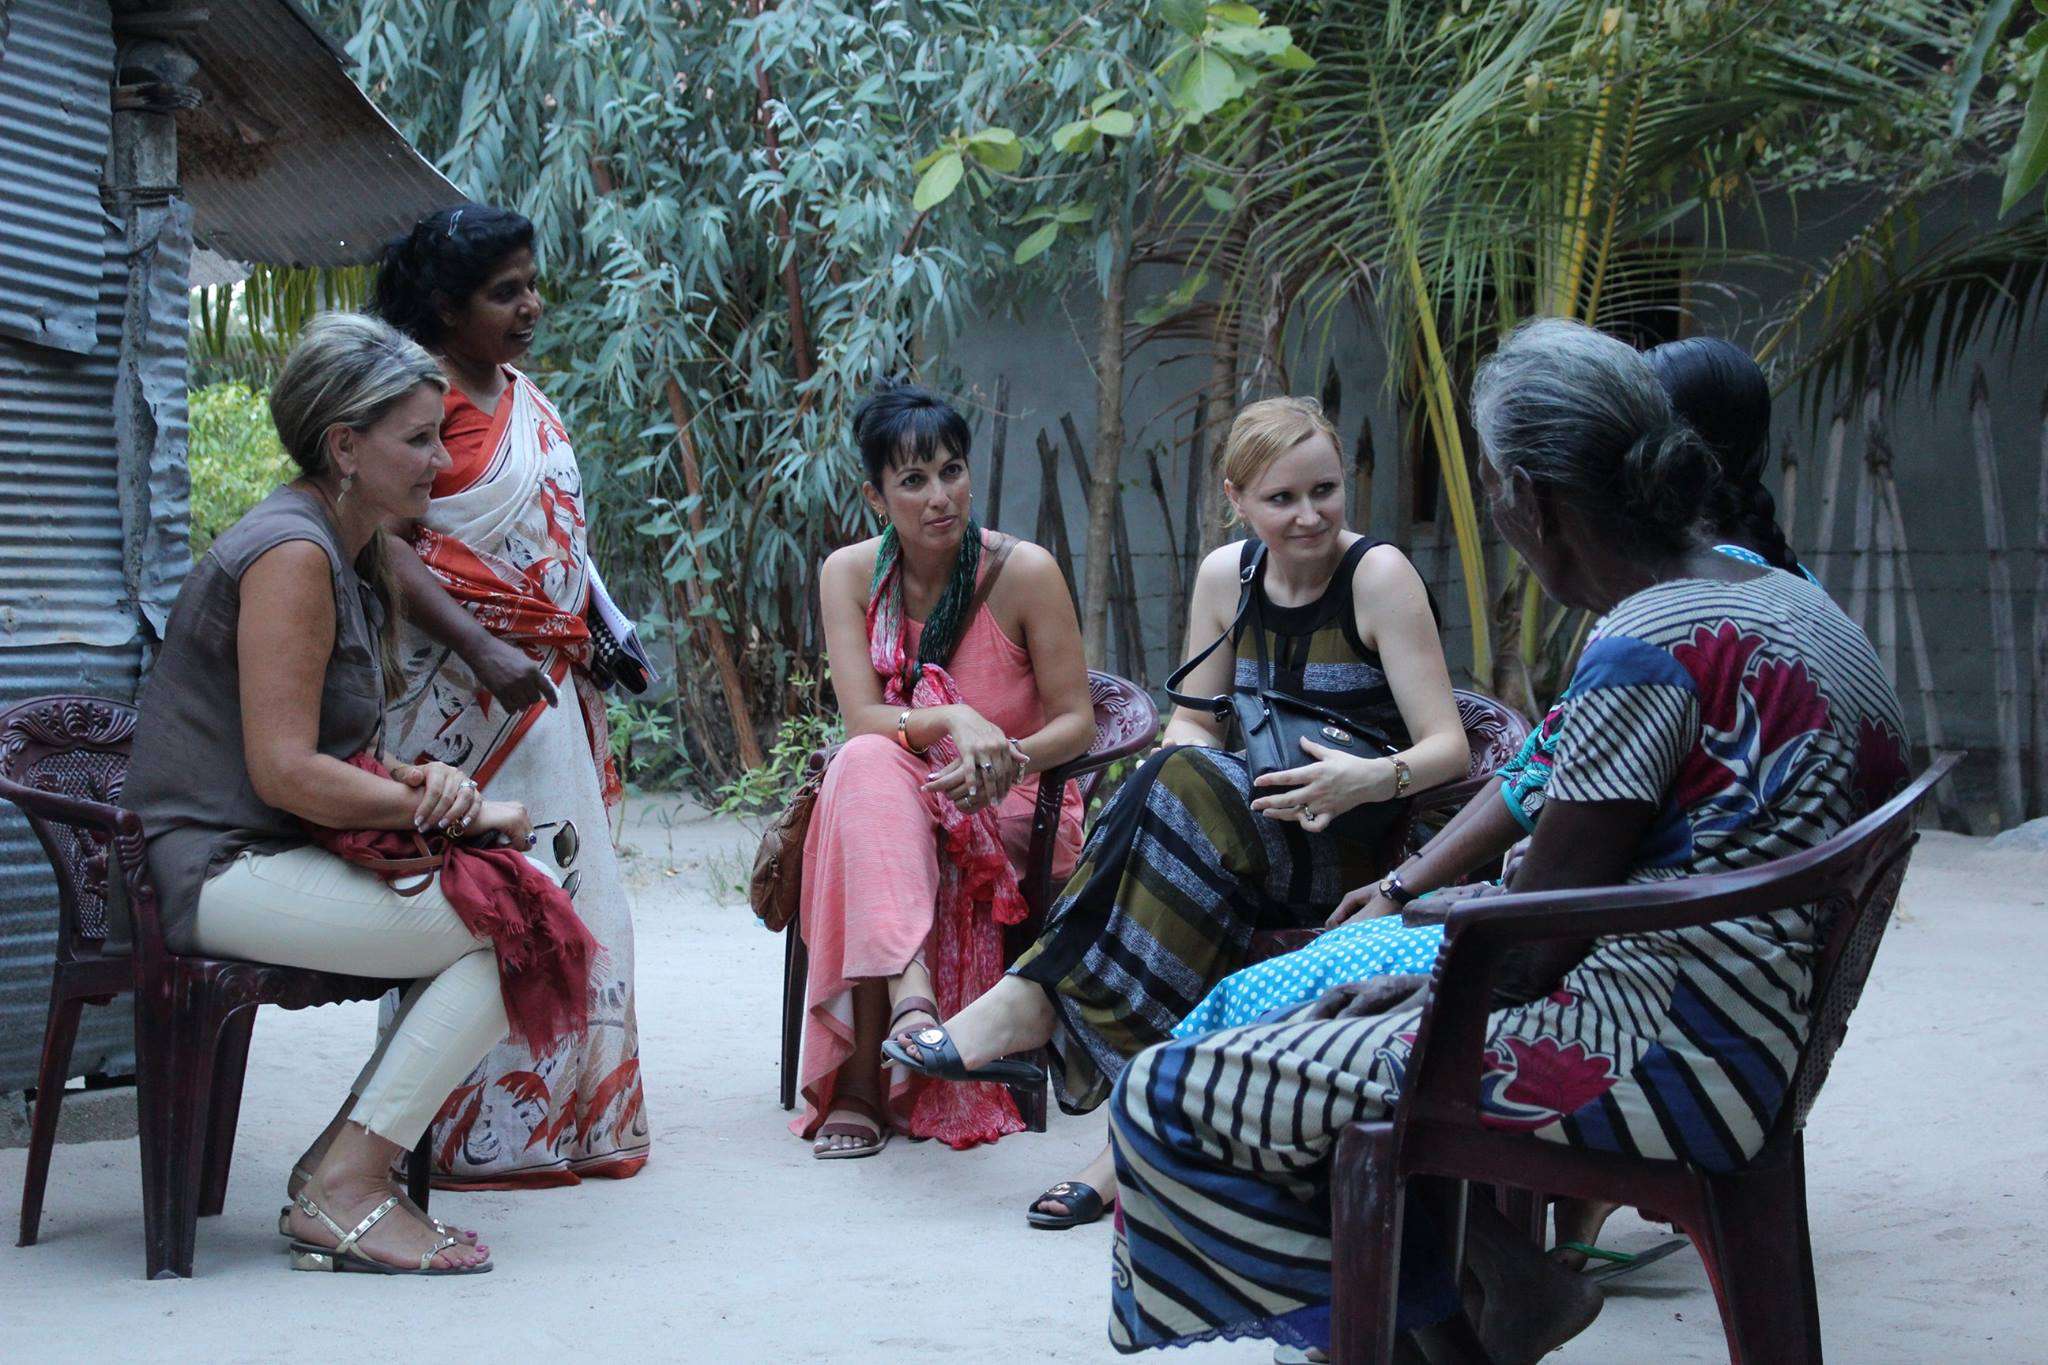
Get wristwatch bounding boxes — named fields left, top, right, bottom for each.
left=1391, top=756, right=1413, bottom=798
left=1379, top=872, right=1419, bottom=907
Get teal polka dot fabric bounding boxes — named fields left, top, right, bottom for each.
left=1172, top=911, right=1448, bottom=1038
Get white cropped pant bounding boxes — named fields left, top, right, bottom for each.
left=194, top=845, right=520, bottom=1147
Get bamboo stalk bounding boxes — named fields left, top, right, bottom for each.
left=1870, top=428, right=1968, bottom=831
left=985, top=374, right=1009, bottom=532
left=1810, top=402, right=1849, bottom=588
left=1970, top=365, right=2025, bottom=828
left=663, top=378, right=765, bottom=770
left=2032, top=383, right=2048, bottom=817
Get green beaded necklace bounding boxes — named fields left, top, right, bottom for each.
left=872, top=519, right=983, bottom=684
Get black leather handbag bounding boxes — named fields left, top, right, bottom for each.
left=1164, top=542, right=1410, bottom=849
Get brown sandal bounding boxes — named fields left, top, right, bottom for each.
left=812, top=1093, right=889, bottom=1161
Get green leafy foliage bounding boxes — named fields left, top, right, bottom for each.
left=186, top=383, right=295, bottom=559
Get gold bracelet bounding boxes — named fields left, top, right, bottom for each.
left=896, top=708, right=928, bottom=755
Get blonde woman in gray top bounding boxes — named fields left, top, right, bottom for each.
left=126, top=314, right=538, bottom=1275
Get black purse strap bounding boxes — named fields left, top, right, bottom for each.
left=1164, top=541, right=1268, bottom=720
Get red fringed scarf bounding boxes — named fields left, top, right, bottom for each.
left=867, top=550, right=1028, bottom=1149
left=310, top=754, right=598, bottom=1055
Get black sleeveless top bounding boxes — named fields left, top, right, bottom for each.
left=1229, top=535, right=1411, bottom=747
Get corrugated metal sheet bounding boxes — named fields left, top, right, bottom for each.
left=0, top=0, right=114, bottom=355
left=117, top=196, right=193, bottom=637
left=179, top=0, right=464, bottom=267
left=0, top=245, right=147, bottom=1091
left=0, top=220, right=139, bottom=651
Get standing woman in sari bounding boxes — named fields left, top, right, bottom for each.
left=368, top=204, right=649, bottom=1187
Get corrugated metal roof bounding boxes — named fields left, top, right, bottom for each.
left=0, top=0, right=114, bottom=355
left=178, top=0, right=464, bottom=268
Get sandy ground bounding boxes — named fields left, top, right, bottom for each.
left=1, top=801, right=2043, bottom=1364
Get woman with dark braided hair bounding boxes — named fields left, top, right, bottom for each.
left=796, top=382, right=1095, bottom=1156
left=1646, top=335, right=1814, bottom=583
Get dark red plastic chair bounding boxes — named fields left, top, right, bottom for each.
left=777, top=670, right=1159, bottom=1127
left=0, top=695, right=431, bottom=1280
left=1248, top=688, right=1532, bottom=962
left=1326, top=754, right=1956, bottom=1364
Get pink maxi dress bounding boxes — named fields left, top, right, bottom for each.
left=791, top=574, right=1084, bottom=1142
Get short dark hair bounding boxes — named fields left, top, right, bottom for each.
left=850, top=382, right=972, bottom=485
left=371, top=203, right=536, bottom=347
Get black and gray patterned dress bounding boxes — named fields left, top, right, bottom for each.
left=1010, top=536, right=1410, bottom=1111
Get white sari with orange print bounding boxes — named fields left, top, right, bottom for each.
left=385, top=368, right=649, bottom=1188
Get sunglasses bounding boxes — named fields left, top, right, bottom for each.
left=530, top=820, right=581, bottom=899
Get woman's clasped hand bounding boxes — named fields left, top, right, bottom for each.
left=920, top=704, right=1031, bottom=813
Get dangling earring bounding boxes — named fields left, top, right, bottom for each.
left=336, top=473, right=355, bottom=508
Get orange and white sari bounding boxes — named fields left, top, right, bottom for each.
left=385, top=367, right=649, bottom=1188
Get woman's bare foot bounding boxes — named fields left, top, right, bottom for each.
left=1549, top=1197, right=1623, bottom=1272
left=888, top=975, right=1054, bottom=1071
left=1031, top=1141, right=1117, bottom=1220
left=1462, top=1200, right=1602, bottom=1364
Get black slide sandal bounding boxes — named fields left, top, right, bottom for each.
left=881, top=1019, right=1042, bottom=1086
left=1026, top=1180, right=1107, bottom=1230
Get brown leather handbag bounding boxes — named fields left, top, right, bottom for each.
left=748, top=533, right=1017, bottom=933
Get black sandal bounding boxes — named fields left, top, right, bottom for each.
left=881, top=1002, right=1042, bottom=1086
left=1026, top=1180, right=1107, bottom=1230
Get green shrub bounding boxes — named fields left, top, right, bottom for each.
left=187, top=382, right=295, bottom=558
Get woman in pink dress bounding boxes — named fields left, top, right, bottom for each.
left=795, top=383, right=1096, bottom=1158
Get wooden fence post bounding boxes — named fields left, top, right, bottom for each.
left=1777, top=435, right=1798, bottom=546
left=1035, top=429, right=1077, bottom=609
left=1970, top=366, right=2026, bottom=828
left=2033, top=384, right=2048, bottom=818
left=1869, top=427, right=1968, bottom=832
left=985, top=374, right=1009, bottom=532
left=1810, top=401, right=1848, bottom=589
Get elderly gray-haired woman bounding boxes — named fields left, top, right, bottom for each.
left=125, top=313, right=543, bottom=1275
left=1101, top=317, right=1910, bottom=1361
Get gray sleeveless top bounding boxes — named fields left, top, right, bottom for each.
left=125, top=486, right=387, bottom=951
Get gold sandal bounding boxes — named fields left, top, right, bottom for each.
left=286, top=1192, right=492, bottom=1276
left=278, top=1163, right=477, bottom=1245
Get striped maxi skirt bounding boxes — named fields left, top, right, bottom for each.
left=1009, top=745, right=1385, bottom=1113
left=1105, top=913, right=1814, bottom=1351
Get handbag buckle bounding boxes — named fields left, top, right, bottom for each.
left=1320, top=725, right=1353, bottom=745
